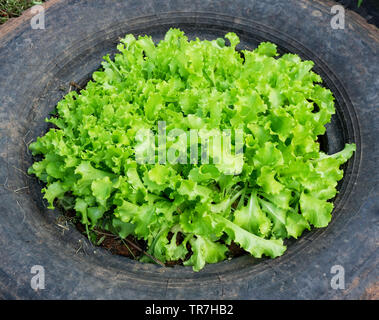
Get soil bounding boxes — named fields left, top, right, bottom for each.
left=69, top=213, right=247, bottom=266
left=59, top=197, right=247, bottom=266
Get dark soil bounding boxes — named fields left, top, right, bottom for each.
left=60, top=201, right=247, bottom=266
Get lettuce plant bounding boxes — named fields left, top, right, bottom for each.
left=28, top=29, right=355, bottom=271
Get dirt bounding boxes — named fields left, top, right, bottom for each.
left=64, top=208, right=247, bottom=267
left=361, top=282, right=379, bottom=300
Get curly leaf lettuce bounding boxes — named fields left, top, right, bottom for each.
left=28, top=28, right=355, bottom=271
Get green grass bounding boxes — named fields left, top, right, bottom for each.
left=0, top=0, right=45, bottom=25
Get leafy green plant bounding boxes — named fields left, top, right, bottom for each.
left=0, top=0, right=44, bottom=24
left=28, top=29, right=355, bottom=271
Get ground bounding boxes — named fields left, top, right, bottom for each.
left=0, top=0, right=46, bottom=24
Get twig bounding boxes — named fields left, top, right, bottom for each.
left=121, top=239, right=136, bottom=259
left=14, top=186, right=29, bottom=193
left=16, top=200, right=26, bottom=224
left=2, top=177, right=8, bottom=190
left=57, top=223, right=69, bottom=230
left=89, top=229, right=166, bottom=267
left=2, top=177, right=28, bottom=193
left=92, top=230, right=164, bottom=266
left=92, top=230, right=118, bottom=238
left=75, top=240, right=83, bottom=254
left=123, top=237, right=165, bottom=267
left=2, top=180, right=29, bottom=193
left=69, top=81, right=82, bottom=90
left=12, top=165, right=31, bottom=178
left=23, top=130, right=31, bottom=155
left=56, top=216, right=70, bottom=234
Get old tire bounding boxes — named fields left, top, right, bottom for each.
left=0, top=0, right=378, bottom=299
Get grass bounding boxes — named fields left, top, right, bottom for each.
left=0, top=0, right=45, bottom=25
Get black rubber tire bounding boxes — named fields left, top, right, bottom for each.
left=0, top=0, right=378, bottom=300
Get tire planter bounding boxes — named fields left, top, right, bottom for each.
left=0, top=0, right=378, bottom=299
